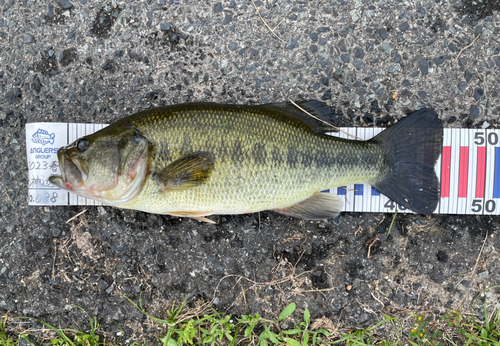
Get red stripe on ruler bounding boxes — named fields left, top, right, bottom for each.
left=441, top=146, right=451, bottom=198
left=458, top=146, right=469, bottom=198
left=476, top=146, right=486, bottom=198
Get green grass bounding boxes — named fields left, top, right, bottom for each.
left=1, top=289, right=499, bottom=345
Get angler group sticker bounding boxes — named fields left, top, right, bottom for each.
left=26, top=123, right=68, bottom=205
left=32, top=128, right=56, bottom=145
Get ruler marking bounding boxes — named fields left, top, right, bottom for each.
left=484, top=130, right=495, bottom=214
left=449, top=129, right=460, bottom=214
left=355, top=184, right=363, bottom=196
left=494, top=147, right=500, bottom=199
left=476, top=147, right=486, bottom=198
left=458, top=147, right=469, bottom=198
left=457, top=129, right=469, bottom=214
left=441, top=147, right=451, bottom=197
left=440, top=130, right=451, bottom=213
left=467, top=130, right=478, bottom=214
left=348, top=127, right=356, bottom=212
left=353, top=127, right=363, bottom=212
left=362, top=128, right=372, bottom=213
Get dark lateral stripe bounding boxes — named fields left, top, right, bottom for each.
left=252, top=143, right=267, bottom=165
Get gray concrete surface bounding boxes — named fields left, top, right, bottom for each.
left=0, top=0, right=499, bottom=342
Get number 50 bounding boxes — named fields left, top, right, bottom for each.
left=471, top=199, right=496, bottom=213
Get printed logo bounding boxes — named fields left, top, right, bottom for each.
left=32, top=129, right=55, bottom=145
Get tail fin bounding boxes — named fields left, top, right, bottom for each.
left=371, top=109, right=443, bottom=214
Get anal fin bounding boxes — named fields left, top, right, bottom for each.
left=274, top=192, right=343, bottom=220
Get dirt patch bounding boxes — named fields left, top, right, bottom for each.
left=35, top=49, right=59, bottom=77
left=90, top=4, right=123, bottom=39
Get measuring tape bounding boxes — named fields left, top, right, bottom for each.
left=26, top=123, right=500, bottom=215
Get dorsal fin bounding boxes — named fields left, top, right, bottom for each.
left=257, top=101, right=339, bottom=135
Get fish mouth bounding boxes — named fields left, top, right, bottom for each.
left=49, top=149, right=87, bottom=190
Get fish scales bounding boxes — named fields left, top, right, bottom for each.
left=116, top=104, right=385, bottom=214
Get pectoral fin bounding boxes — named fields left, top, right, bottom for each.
left=166, top=211, right=215, bottom=224
left=155, top=152, right=214, bottom=191
left=274, top=192, right=343, bottom=220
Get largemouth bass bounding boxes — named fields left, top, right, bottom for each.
left=49, top=101, right=443, bottom=222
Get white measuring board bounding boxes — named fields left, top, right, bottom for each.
left=26, top=123, right=500, bottom=215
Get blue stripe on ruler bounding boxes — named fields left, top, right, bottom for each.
left=354, top=184, right=363, bottom=196
left=321, top=189, right=330, bottom=193
left=494, top=147, right=500, bottom=198
left=335, top=185, right=377, bottom=196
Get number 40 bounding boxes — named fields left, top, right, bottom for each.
left=471, top=199, right=496, bottom=213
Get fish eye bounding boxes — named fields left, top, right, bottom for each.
left=76, top=138, right=89, bottom=151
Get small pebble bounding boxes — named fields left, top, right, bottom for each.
left=363, top=113, right=373, bottom=123
left=98, top=279, right=109, bottom=290
left=478, top=270, right=489, bottom=279
left=379, top=28, right=389, bottom=40
left=350, top=10, right=361, bottom=22
left=228, top=42, right=238, bottom=51
left=418, top=58, right=429, bottom=76
left=473, top=88, right=484, bottom=101
left=482, top=121, right=490, bottom=129
left=160, top=21, right=170, bottom=31
left=213, top=2, right=223, bottom=13
left=379, top=42, right=391, bottom=54
left=52, top=228, right=62, bottom=237
left=223, top=14, right=232, bottom=25
left=353, top=47, right=364, bottom=59
left=433, top=55, right=447, bottom=65
left=5, top=92, right=16, bottom=104
left=24, top=34, right=35, bottom=43
left=469, top=105, right=480, bottom=121
left=437, top=250, right=448, bottom=262
left=388, top=64, right=400, bottom=73
left=286, top=38, right=297, bottom=50
left=465, top=70, right=473, bottom=83
left=458, top=81, right=467, bottom=92
left=61, top=0, right=73, bottom=9
left=106, top=284, right=114, bottom=294
left=446, top=116, right=457, bottom=124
